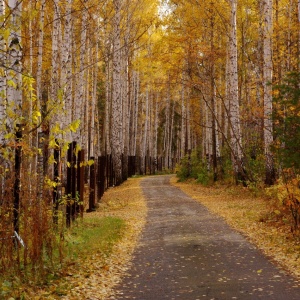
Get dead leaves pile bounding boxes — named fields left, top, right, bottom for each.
left=171, top=177, right=300, bottom=281
left=31, top=177, right=147, bottom=300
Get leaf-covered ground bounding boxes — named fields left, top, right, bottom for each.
left=171, top=177, right=300, bottom=281
left=26, top=177, right=147, bottom=300
left=13, top=175, right=300, bottom=299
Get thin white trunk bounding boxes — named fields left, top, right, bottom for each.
left=7, top=0, right=22, bottom=128
left=111, top=0, right=123, bottom=184
left=35, top=0, right=46, bottom=130
left=50, top=0, right=61, bottom=128
left=228, top=0, right=243, bottom=179
left=169, top=100, right=175, bottom=167
left=154, top=93, right=158, bottom=159
left=164, top=83, right=171, bottom=168
left=61, top=0, right=73, bottom=143
left=104, top=57, right=111, bottom=155
left=90, top=42, right=98, bottom=158
left=263, top=0, right=274, bottom=184
left=0, top=0, right=6, bottom=144
left=133, top=71, right=139, bottom=155
left=186, top=95, right=191, bottom=153
left=298, top=0, right=300, bottom=71
left=181, top=79, right=186, bottom=158
left=141, top=88, right=149, bottom=172
left=75, top=0, right=88, bottom=145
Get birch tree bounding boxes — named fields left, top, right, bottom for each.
left=61, top=0, right=73, bottom=143
left=262, top=0, right=275, bottom=184
left=227, top=0, right=244, bottom=181
left=7, top=0, right=22, bottom=130
left=0, top=0, right=6, bottom=144
left=35, top=0, right=45, bottom=128
left=111, top=0, right=123, bottom=185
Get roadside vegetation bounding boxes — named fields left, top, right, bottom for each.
left=0, top=177, right=147, bottom=299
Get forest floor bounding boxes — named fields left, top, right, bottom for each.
left=20, top=177, right=147, bottom=300
left=18, top=174, right=300, bottom=299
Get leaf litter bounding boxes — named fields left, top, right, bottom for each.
left=28, top=177, right=147, bottom=300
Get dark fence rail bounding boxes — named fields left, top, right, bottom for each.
left=10, top=138, right=178, bottom=229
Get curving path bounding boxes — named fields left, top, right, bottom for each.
left=110, top=175, right=300, bottom=300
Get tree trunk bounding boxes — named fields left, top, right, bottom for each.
left=0, top=0, right=6, bottom=144
left=111, top=0, right=123, bottom=185
left=7, top=0, right=22, bottom=127
left=36, top=0, right=46, bottom=129
left=262, top=0, right=275, bottom=185
left=228, top=0, right=244, bottom=183
left=61, top=0, right=73, bottom=143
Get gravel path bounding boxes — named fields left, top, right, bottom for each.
left=110, top=175, right=300, bottom=300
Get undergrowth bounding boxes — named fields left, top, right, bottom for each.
left=0, top=216, right=125, bottom=299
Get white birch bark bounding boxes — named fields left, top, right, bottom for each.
left=154, top=92, right=158, bottom=159
left=186, top=95, right=191, bottom=154
left=298, top=0, right=300, bottom=71
left=35, top=0, right=45, bottom=129
left=61, top=0, right=73, bottom=143
left=90, top=41, right=98, bottom=158
left=0, top=0, right=6, bottom=144
left=7, top=0, right=22, bottom=128
left=74, top=0, right=88, bottom=146
left=104, top=57, right=111, bottom=155
left=228, top=0, right=243, bottom=178
left=180, top=78, right=186, bottom=158
left=50, top=0, right=61, bottom=127
left=262, top=0, right=275, bottom=184
left=111, top=0, right=123, bottom=184
left=164, top=82, right=171, bottom=169
left=169, top=100, right=175, bottom=168
left=131, top=71, right=139, bottom=156
left=141, top=88, right=149, bottom=173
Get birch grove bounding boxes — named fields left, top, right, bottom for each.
left=1, top=0, right=300, bottom=282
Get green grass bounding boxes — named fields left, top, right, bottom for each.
left=65, top=216, right=125, bottom=260
left=0, top=216, right=125, bottom=299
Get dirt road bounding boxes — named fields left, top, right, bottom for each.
left=110, top=175, right=300, bottom=299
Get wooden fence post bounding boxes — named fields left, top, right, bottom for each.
left=13, top=124, right=22, bottom=236
left=53, top=142, right=60, bottom=224
left=87, top=156, right=95, bottom=212
left=77, top=149, right=85, bottom=217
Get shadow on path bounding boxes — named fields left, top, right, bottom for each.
left=110, top=175, right=300, bottom=299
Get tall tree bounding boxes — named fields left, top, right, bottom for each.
left=0, top=0, right=6, bottom=144
left=262, top=0, right=275, bottom=184
left=7, top=0, right=22, bottom=130
left=227, top=0, right=244, bottom=181
left=111, top=0, right=123, bottom=185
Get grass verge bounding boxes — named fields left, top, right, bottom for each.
left=171, top=176, right=300, bottom=281
left=1, top=177, right=147, bottom=300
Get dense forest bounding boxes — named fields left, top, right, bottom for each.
left=0, top=0, right=300, bottom=283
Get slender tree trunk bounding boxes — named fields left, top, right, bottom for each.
left=7, top=0, right=22, bottom=126
left=298, top=0, right=300, bottom=72
left=133, top=71, right=139, bottom=156
left=36, top=0, right=45, bottom=129
left=111, top=0, right=123, bottom=185
left=0, top=0, right=6, bottom=144
left=154, top=92, right=159, bottom=160
left=164, top=77, right=171, bottom=169
left=228, top=0, right=244, bottom=182
left=75, top=0, right=88, bottom=146
left=61, top=0, right=73, bottom=143
left=263, top=0, right=275, bottom=185
left=180, top=77, right=186, bottom=158
left=50, top=0, right=61, bottom=126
